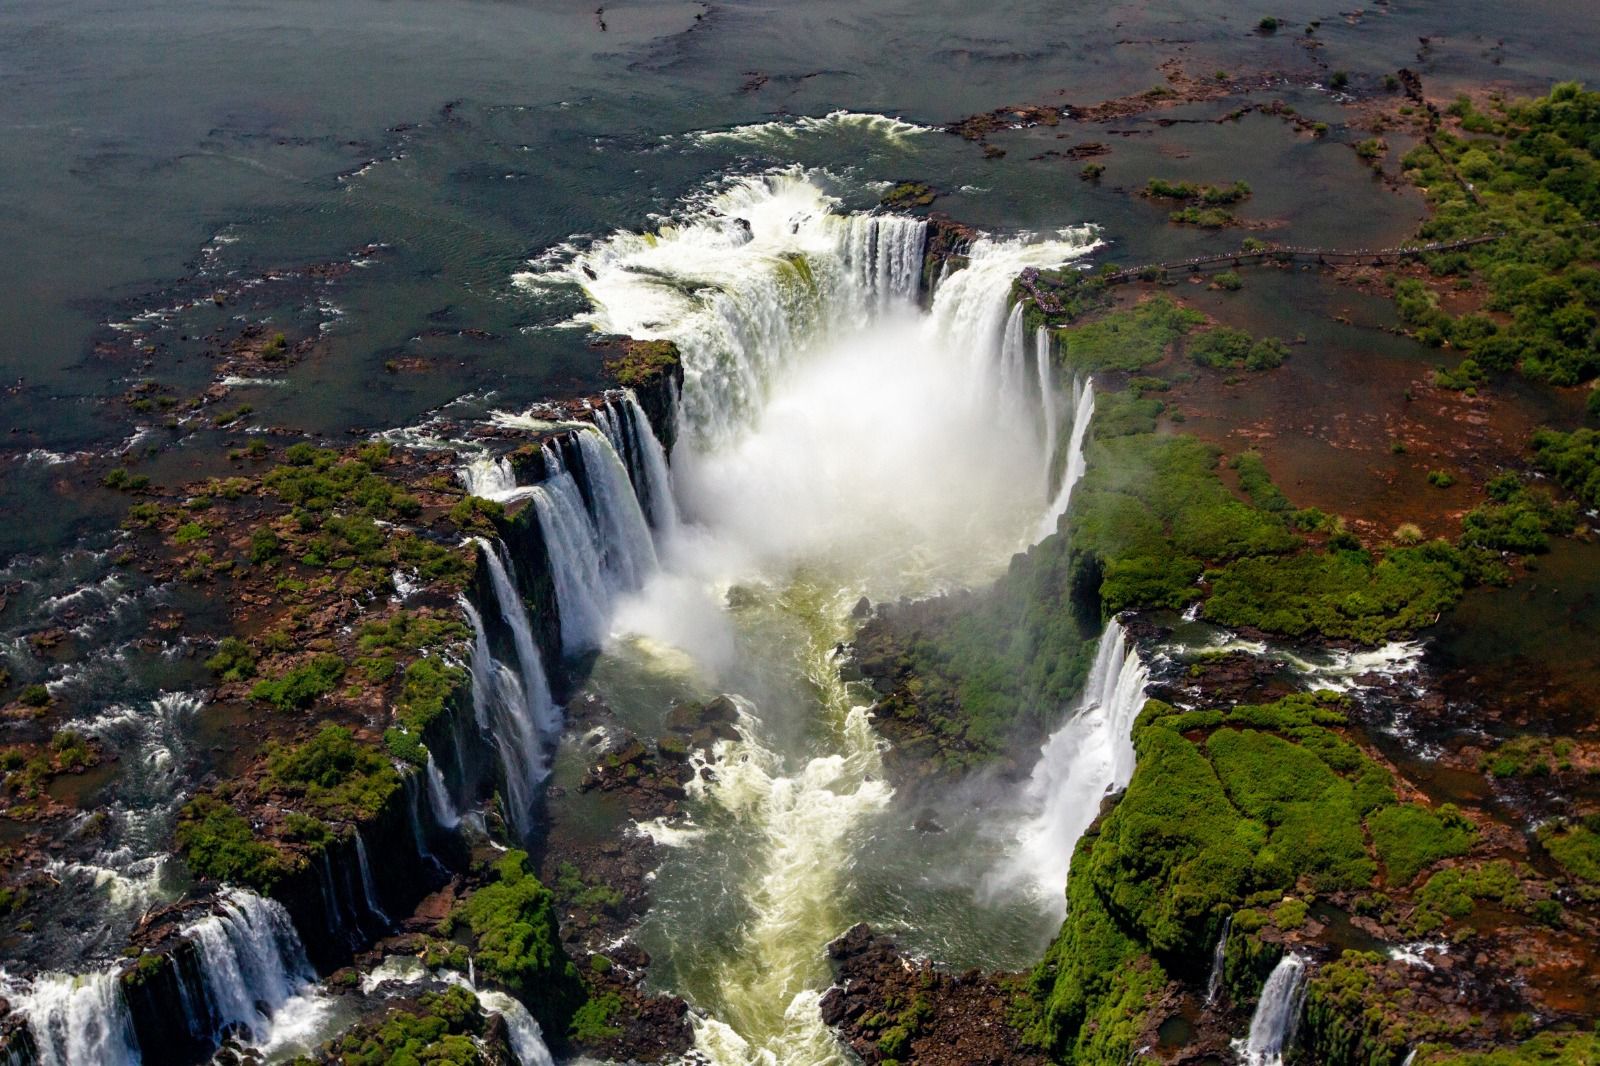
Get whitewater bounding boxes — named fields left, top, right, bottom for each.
left=529, top=167, right=1113, bottom=1063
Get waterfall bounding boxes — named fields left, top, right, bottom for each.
left=997, top=302, right=1028, bottom=418
left=458, top=454, right=519, bottom=500
left=1035, top=326, right=1058, bottom=489
left=1033, top=376, right=1094, bottom=543
left=477, top=989, right=556, bottom=1066
left=524, top=169, right=1104, bottom=1063
left=1234, top=953, right=1310, bottom=1066
left=529, top=451, right=610, bottom=652
left=403, top=769, right=447, bottom=875
left=461, top=594, right=549, bottom=840
left=1001, top=620, right=1148, bottom=911
left=425, top=751, right=461, bottom=829
left=5, top=969, right=139, bottom=1066
left=598, top=391, right=679, bottom=535
left=185, top=889, right=317, bottom=1044
left=530, top=433, right=656, bottom=655
left=572, top=428, right=658, bottom=591
left=477, top=541, right=561, bottom=740
left=546, top=172, right=963, bottom=445
left=352, top=831, right=392, bottom=928
left=1206, top=915, right=1233, bottom=1005
left=844, top=212, right=926, bottom=315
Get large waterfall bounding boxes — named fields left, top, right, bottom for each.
left=4, top=889, right=321, bottom=1065
left=596, top=390, right=680, bottom=535
left=183, top=889, right=321, bottom=1047
left=539, top=170, right=949, bottom=446
left=3, top=969, right=138, bottom=1066
left=527, top=432, right=656, bottom=655
left=461, top=592, right=550, bottom=840
left=1235, top=953, right=1311, bottom=1066
left=999, top=620, right=1149, bottom=911
left=524, top=169, right=1101, bottom=1063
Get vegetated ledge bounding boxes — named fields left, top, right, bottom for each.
left=851, top=271, right=1597, bottom=787
left=838, top=279, right=1598, bottom=1059
left=0, top=388, right=696, bottom=1062
left=825, top=690, right=1600, bottom=1065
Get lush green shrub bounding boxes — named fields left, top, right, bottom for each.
left=1460, top=481, right=1576, bottom=553
left=1538, top=821, right=1600, bottom=882
left=442, top=851, right=585, bottom=1035
left=249, top=654, right=346, bottom=710
left=1169, top=206, right=1235, bottom=228
left=1205, top=541, right=1471, bottom=643
left=1055, top=296, right=1205, bottom=371
left=175, top=794, right=292, bottom=889
left=570, top=993, right=624, bottom=1044
left=1188, top=327, right=1289, bottom=370
left=325, top=985, right=485, bottom=1066
left=1368, top=803, right=1475, bottom=884
left=206, top=637, right=258, bottom=682
left=449, top=495, right=504, bottom=535
left=1531, top=427, right=1600, bottom=509
left=1028, top=693, right=1387, bottom=1059
left=264, top=725, right=399, bottom=819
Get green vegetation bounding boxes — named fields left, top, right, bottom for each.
left=1054, top=296, right=1205, bottom=372
left=385, top=657, right=468, bottom=765
left=1479, top=735, right=1576, bottom=777
left=441, top=851, right=584, bottom=1034
left=1213, top=270, right=1243, bottom=291
left=1415, top=1031, right=1600, bottom=1064
left=18, top=684, right=50, bottom=708
left=1024, top=693, right=1409, bottom=1060
left=1459, top=473, right=1576, bottom=554
left=1145, top=178, right=1252, bottom=204
left=264, top=725, right=400, bottom=820
left=249, top=654, right=346, bottom=710
left=1168, top=206, right=1236, bottom=228
left=569, top=992, right=624, bottom=1043
left=50, top=729, right=91, bottom=771
left=880, top=181, right=936, bottom=209
left=1367, top=803, right=1475, bottom=884
left=102, top=468, right=150, bottom=491
left=173, top=522, right=209, bottom=545
left=1188, top=326, right=1290, bottom=371
left=175, top=794, right=293, bottom=889
left=206, top=637, right=258, bottom=682
left=1204, top=541, right=1476, bottom=642
left=1531, top=427, right=1600, bottom=509
left=265, top=441, right=420, bottom=521
left=1539, top=817, right=1600, bottom=883
left=448, top=495, right=503, bottom=536
left=603, top=339, right=680, bottom=389
left=1399, top=83, right=1600, bottom=387
left=319, top=985, right=488, bottom=1066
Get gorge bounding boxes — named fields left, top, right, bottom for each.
left=1, top=5, right=1598, bottom=1065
